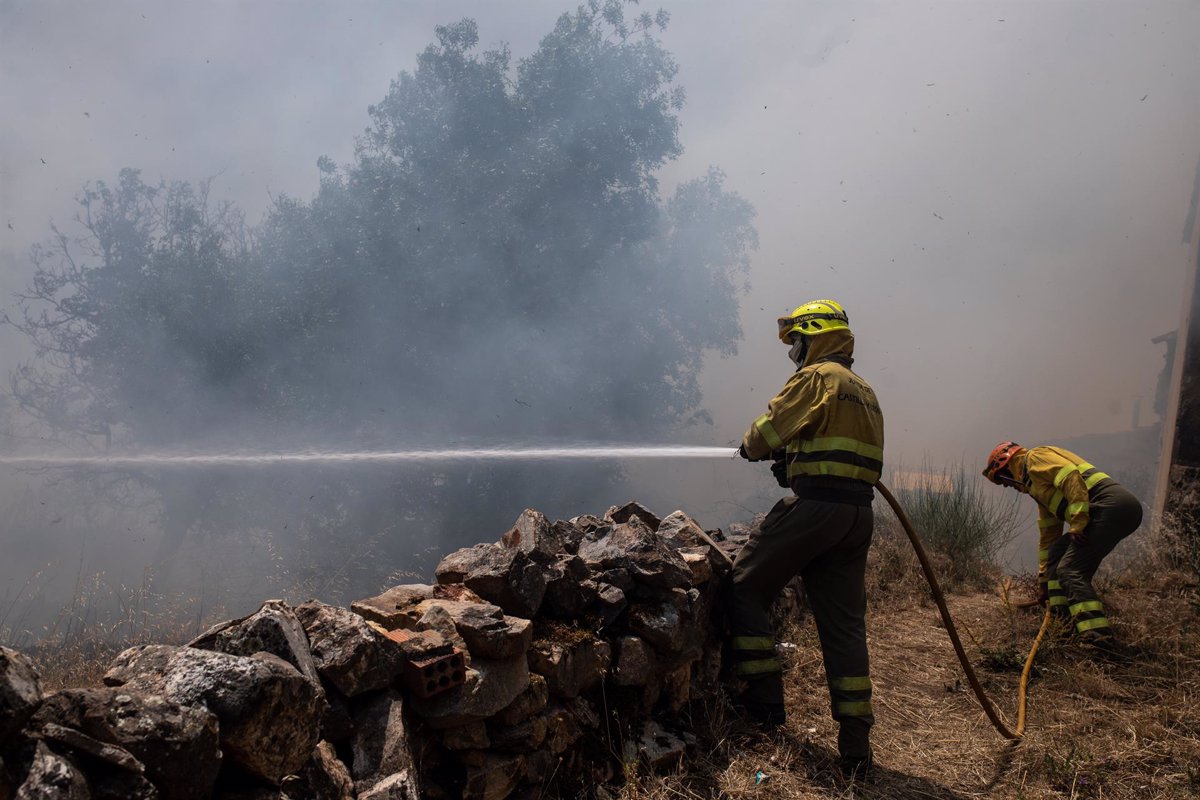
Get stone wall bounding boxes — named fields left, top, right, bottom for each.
left=1, top=502, right=750, bottom=800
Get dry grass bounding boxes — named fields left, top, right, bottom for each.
left=13, top=547, right=1198, bottom=799
left=618, top=569, right=1200, bottom=799
left=28, top=565, right=1197, bottom=797
left=1, top=567, right=224, bottom=690
left=9, top=494, right=1198, bottom=798
left=13, top=603, right=220, bottom=691
left=1, top=522, right=397, bottom=689
left=1156, top=477, right=1200, bottom=585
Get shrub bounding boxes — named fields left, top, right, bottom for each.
left=879, top=463, right=1026, bottom=590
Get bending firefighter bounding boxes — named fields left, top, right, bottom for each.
left=732, top=300, right=884, bottom=774
left=983, top=443, right=1143, bottom=649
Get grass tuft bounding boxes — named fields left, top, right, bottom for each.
left=879, top=462, right=1026, bottom=591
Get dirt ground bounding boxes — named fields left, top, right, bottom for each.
left=620, top=572, right=1200, bottom=799
left=16, top=534, right=1198, bottom=799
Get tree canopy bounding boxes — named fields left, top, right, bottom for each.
left=6, top=1, right=757, bottom=594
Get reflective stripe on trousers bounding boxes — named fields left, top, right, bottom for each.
left=728, top=496, right=873, bottom=715
left=1050, top=482, right=1142, bottom=638
left=730, top=635, right=782, bottom=677
left=828, top=674, right=874, bottom=720
left=1046, top=578, right=1068, bottom=611
left=1069, top=598, right=1111, bottom=634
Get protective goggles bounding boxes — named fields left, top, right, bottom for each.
left=777, top=310, right=848, bottom=337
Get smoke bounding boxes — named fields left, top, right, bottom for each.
left=676, top=2, right=1200, bottom=460
left=2, top=1, right=1199, bottom=629
left=0, top=2, right=762, bottom=624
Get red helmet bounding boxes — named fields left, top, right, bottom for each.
left=983, top=441, right=1022, bottom=484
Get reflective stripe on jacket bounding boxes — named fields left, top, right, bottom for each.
left=1011, top=446, right=1112, bottom=577
left=741, top=330, right=884, bottom=487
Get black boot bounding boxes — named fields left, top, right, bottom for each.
left=733, top=673, right=786, bottom=730
left=837, top=718, right=873, bottom=779
left=837, top=752, right=874, bottom=780
left=1079, top=629, right=1131, bottom=661
left=734, top=699, right=786, bottom=730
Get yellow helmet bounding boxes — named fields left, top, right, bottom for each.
left=777, top=299, right=850, bottom=343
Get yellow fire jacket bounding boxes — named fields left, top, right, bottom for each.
left=741, top=329, right=884, bottom=485
left=1009, top=446, right=1112, bottom=577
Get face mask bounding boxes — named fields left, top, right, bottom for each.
left=788, top=336, right=809, bottom=367
left=995, top=471, right=1025, bottom=492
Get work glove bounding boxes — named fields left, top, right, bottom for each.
left=770, top=450, right=788, bottom=487
left=772, top=455, right=792, bottom=489
left=737, top=443, right=751, bottom=461
left=1036, top=582, right=1049, bottom=607
left=1068, top=529, right=1088, bottom=546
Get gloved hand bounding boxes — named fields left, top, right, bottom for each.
left=770, top=458, right=788, bottom=487
left=1036, top=582, right=1049, bottom=607
left=737, top=443, right=751, bottom=460
left=1069, top=529, right=1088, bottom=546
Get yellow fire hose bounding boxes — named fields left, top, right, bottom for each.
left=875, top=480, right=1043, bottom=741
left=1015, top=609, right=1050, bottom=735
left=698, top=477, right=1043, bottom=741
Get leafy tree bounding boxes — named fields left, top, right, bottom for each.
left=6, top=1, right=756, bottom=598
left=8, top=171, right=254, bottom=446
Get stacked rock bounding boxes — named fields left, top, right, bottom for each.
left=0, top=502, right=733, bottom=800
left=394, top=504, right=731, bottom=797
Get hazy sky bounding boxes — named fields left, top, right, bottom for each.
left=3, top=0, right=1198, bottom=470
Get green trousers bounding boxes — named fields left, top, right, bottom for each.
left=1045, top=482, right=1143, bottom=638
left=728, top=495, right=874, bottom=758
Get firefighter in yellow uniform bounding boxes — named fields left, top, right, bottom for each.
left=983, top=443, right=1143, bottom=647
left=732, top=300, right=883, bottom=776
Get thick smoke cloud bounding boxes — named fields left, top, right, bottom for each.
left=2, top=1, right=1199, bottom=628
left=0, top=2, right=758, bottom=621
